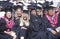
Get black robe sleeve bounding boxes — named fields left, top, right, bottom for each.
left=0, top=18, right=7, bottom=32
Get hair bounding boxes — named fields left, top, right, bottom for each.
left=19, top=14, right=30, bottom=27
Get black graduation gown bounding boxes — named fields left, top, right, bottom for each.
left=27, top=15, right=48, bottom=39
left=0, top=32, right=13, bottom=39
left=0, top=18, right=13, bottom=39
left=11, top=19, right=21, bottom=39
left=37, top=16, right=48, bottom=39
left=20, top=26, right=29, bottom=39
left=0, top=25, right=12, bottom=39
left=12, top=19, right=30, bottom=39
left=43, top=14, right=60, bottom=39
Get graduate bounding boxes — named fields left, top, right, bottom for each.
left=12, top=5, right=23, bottom=39
left=27, top=3, right=48, bottom=39
left=36, top=4, right=48, bottom=39
left=28, top=4, right=40, bottom=39
left=14, top=5, right=23, bottom=20
left=13, top=5, right=37, bottom=39
left=1, top=7, right=16, bottom=39
left=43, top=4, right=60, bottom=39
left=3, top=7, right=14, bottom=32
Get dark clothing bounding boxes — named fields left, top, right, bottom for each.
left=11, top=19, right=20, bottom=39
left=0, top=32, right=13, bottom=39
left=12, top=19, right=30, bottom=39
left=43, top=14, right=60, bottom=39
left=0, top=18, right=13, bottom=39
left=27, top=15, right=48, bottom=39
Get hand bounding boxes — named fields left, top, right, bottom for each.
left=4, top=31, right=16, bottom=39
left=56, top=27, right=60, bottom=32
left=51, top=30, right=57, bottom=35
left=4, top=31, right=10, bottom=34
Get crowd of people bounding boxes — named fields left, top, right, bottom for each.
left=0, top=1, right=60, bottom=39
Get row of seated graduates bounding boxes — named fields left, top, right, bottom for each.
left=0, top=1, right=60, bottom=39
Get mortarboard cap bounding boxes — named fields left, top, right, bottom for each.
left=14, top=5, right=23, bottom=11
left=4, top=6, right=12, bottom=12
left=28, top=3, right=36, bottom=11
left=23, top=10, right=28, bottom=14
left=23, top=6, right=28, bottom=14
left=37, top=3, right=42, bottom=10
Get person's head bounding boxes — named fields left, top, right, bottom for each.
left=31, top=8, right=36, bottom=15
left=5, top=9, right=12, bottom=19
left=48, top=6, right=56, bottom=16
left=15, top=5, right=23, bottom=17
left=36, top=7, right=43, bottom=16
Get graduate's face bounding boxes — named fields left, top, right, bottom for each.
left=48, top=9, right=55, bottom=16
left=31, top=10, right=36, bottom=15
left=6, top=11, right=12, bottom=19
left=16, top=8, right=23, bottom=17
left=37, top=9, right=42, bottom=16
